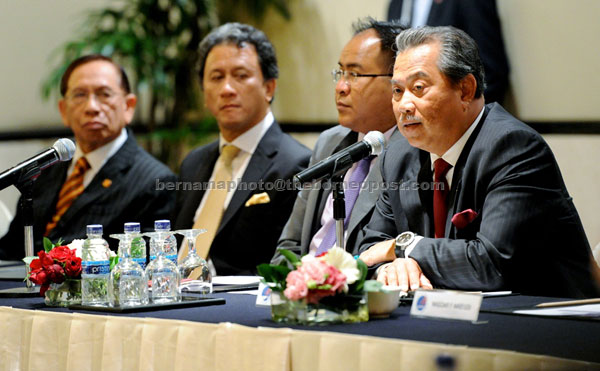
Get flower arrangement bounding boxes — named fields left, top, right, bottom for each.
left=258, top=247, right=370, bottom=324
left=25, top=238, right=82, bottom=297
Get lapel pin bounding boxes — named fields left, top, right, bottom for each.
left=102, top=179, right=112, bottom=188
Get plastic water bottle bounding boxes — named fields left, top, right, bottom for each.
left=124, top=222, right=147, bottom=270
left=108, top=233, right=149, bottom=307
left=81, top=224, right=110, bottom=306
left=149, top=220, right=178, bottom=265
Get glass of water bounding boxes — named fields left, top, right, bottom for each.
left=174, top=228, right=212, bottom=294
left=144, top=231, right=180, bottom=303
left=108, top=234, right=149, bottom=307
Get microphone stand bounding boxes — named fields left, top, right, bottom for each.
left=0, top=164, right=41, bottom=297
left=330, top=154, right=353, bottom=251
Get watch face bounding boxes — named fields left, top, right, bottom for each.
left=397, top=233, right=412, bottom=245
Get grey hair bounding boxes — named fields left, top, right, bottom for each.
left=395, top=26, right=486, bottom=98
left=197, top=22, right=278, bottom=86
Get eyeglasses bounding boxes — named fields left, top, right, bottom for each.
left=331, top=69, right=393, bottom=84
left=66, top=88, right=122, bottom=105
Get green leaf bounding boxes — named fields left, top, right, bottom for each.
left=279, top=249, right=300, bottom=265
left=43, top=237, right=53, bottom=252
left=109, top=256, right=119, bottom=271
left=350, top=258, right=368, bottom=293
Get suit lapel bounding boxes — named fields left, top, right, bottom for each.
left=55, top=136, right=136, bottom=229
left=400, top=150, right=433, bottom=237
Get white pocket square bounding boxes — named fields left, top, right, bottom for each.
left=245, top=192, right=271, bottom=207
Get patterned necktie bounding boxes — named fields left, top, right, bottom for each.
left=433, top=158, right=452, bottom=238
left=45, top=157, right=90, bottom=236
left=315, top=156, right=374, bottom=255
left=185, top=145, right=240, bottom=260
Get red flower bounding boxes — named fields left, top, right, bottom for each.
left=45, top=263, right=65, bottom=284
left=64, top=257, right=82, bottom=278
left=48, top=246, right=72, bottom=263
left=37, top=250, right=54, bottom=267
left=39, top=284, right=51, bottom=297
left=29, top=268, right=48, bottom=286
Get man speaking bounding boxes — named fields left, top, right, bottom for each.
left=359, top=26, right=599, bottom=298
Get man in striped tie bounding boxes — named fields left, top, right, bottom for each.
left=0, top=55, right=176, bottom=259
left=273, top=18, right=406, bottom=262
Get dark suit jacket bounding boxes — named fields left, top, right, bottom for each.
left=174, top=122, right=311, bottom=275
left=359, top=103, right=598, bottom=298
left=274, top=125, right=402, bottom=260
left=388, top=0, right=510, bottom=103
left=0, top=133, right=176, bottom=259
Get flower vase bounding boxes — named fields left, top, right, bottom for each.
left=271, top=291, right=368, bottom=325
left=44, top=279, right=82, bottom=307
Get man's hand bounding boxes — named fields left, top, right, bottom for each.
left=377, top=258, right=433, bottom=292
left=358, top=239, right=396, bottom=266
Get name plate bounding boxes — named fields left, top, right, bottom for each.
left=255, top=282, right=272, bottom=307
left=410, top=289, right=482, bottom=322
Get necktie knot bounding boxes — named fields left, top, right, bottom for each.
left=74, top=156, right=90, bottom=173
left=434, top=158, right=452, bottom=182
left=220, top=145, right=240, bottom=168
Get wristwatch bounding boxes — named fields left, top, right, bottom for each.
left=395, top=231, right=416, bottom=258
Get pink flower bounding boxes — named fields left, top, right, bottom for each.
left=284, top=270, right=308, bottom=300
left=301, top=259, right=329, bottom=286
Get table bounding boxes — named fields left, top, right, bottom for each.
left=1, top=280, right=599, bottom=370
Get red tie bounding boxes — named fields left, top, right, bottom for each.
left=433, top=158, right=452, bottom=238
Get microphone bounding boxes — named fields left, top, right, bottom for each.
left=0, top=138, right=75, bottom=190
left=294, top=131, right=386, bottom=185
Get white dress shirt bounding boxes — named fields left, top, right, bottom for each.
left=192, top=111, right=274, bottom=224
left=68, top=128, right=128, bottom=188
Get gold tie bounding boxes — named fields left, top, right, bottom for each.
left=181, top=145, right=240, bottom=261
left=45, top=157, right=90, bottom=236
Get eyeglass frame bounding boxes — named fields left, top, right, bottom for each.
left=331, top=69, right=393, bottom=83
left=65, top=87, right=125, bottom=105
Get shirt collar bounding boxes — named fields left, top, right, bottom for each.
left=431, top=107, right=484, bottom=169
left=72, top=128, right=128, bottom=171
left=357, top=125, right=396, bottom=147
left=218, top=111, right=274, bottom=154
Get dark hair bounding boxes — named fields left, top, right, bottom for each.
left=395, top=26, right=486, bottom=98
left=352, top=17, right=406, bottom=73
left=60, top=54, right=131, bottom=96
left=197, top=22, right=278, bottom=86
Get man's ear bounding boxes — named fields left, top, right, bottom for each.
left=123, top=94, right=138, bottom=125
left=264, top=79, right=276, bottom=103
left=58, top=99, right=70, bottom=128
left=459, top=74, right=477, bottom=103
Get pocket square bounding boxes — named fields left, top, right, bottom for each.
left=451, top=209, right=478, bottom=229
left=245, top=192, right=271, bottom=207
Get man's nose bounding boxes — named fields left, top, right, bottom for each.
left=335, top=78, right=350, bottom=96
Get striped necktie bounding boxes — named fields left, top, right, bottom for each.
left=45, top=157, right=90, bottom=236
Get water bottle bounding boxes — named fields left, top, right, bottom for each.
left=149, top=220, right=178, bottom=265
left=109, top=233, right=149, bottom=307
left=81, top=224, right=110, bottom=306
left=124, top=222, right=147, bottom=270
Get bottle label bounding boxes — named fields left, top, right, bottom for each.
left=166, top=254, right=178, bottom=264
left=132, top=258, right=146, bottom=270
left=81, top=260, right=110, bottom=275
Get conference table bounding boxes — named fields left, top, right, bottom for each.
left=1, top=278, right=599, bottom=370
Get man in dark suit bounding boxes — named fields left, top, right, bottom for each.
left=0, top=55, right=176, bottom=259
left=274, top=19, right=404, bottom=260
left=174, top=23, right=311, bottom=275
left=387, top=0, right=509, bottom=104
left=358, top=26, right=599, bottom=298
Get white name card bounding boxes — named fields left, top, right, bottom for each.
left=255, top=282, right=273, bottom=307
left=410, top=289, right=482, bottom=322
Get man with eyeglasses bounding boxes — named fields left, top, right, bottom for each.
left=273, top=18, right=406, bottom=261
left=0, top=55, right=176, bottom=259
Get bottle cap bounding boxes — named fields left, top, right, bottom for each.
left=124, top=222, right=141, bottom=233
left=154, top=220, right=171, bottom=231
left=86, top=224, right=103, bottom=235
